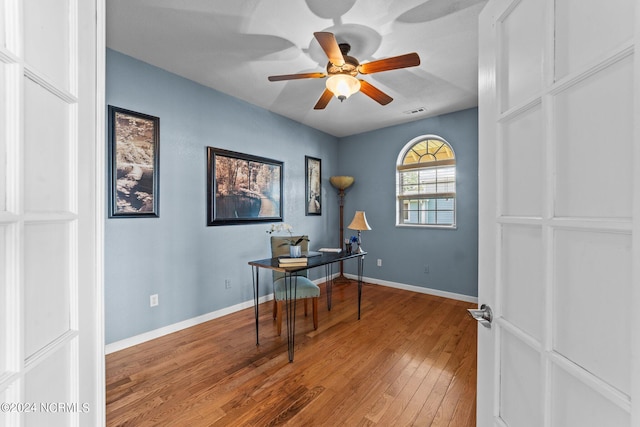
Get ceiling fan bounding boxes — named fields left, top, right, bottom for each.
left=268, top=32, right=421, bottom=110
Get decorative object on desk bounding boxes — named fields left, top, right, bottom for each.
left=266, top=223, right=309, bottom=258
left=344, top=236, right=358, bottom=254
left=348, top=211, right=372, bottom=253
left=267, top=223, right=309, bottom=257
left=108, top=106, right=160, bottom=218
left=349, top=235, right=359, bottom=254
left=330, top=175, right=354, bottom=278
left=289, top=245, right=302, bottom=258
left=305, top=156, right=321, bottom=216
left=206, top=147, right=282, bottom=226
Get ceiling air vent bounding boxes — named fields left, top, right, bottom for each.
left=403, top=107, right=426, bottom=115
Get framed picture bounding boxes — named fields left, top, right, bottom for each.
left=207, top=147, right=283, bottom=226
left=305, top=156, right=321, bottom=216
left=108, top=106, right=160, bottom=218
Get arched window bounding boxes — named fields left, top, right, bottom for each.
left=396, top=136, right=456, bottom=227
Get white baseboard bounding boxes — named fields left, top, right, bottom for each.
left=105, top=294, right=274, bottom=354
left=344, top=274, right=479, bottom=304
left=105, top=274, right=477, bottom=354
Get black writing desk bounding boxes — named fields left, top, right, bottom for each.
left=249, top=250, right=366, bottom=362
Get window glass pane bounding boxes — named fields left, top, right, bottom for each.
left=437, top=211, right=454, bottom=224
left=438, top=198, right=455, bottom=210
left=424, top=183, right=436, bottom=193
left=403, top=141, right=426, bottom=165
left=419, top=168, right=436, bottom=182
left=438, top=167, right=455, bottom=180
left=440, top=181, right=455, bottom=193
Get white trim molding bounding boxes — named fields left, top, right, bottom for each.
left=345, top=274, right=479, bottom=304
left=105, top=293, right=274, bottom=354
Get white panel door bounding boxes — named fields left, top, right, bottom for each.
left=0, top=1, right=104, bottom=426
left=478, top=0, right=638, bottom=426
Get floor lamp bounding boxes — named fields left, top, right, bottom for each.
left=330, top=176, right=354, bottom=279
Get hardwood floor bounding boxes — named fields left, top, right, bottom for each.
left=106, top=281, right=477, bottom=426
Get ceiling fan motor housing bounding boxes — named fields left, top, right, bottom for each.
left=326, top=43, right=359, bottom=77
left=327, top=55, right=359, bottom=76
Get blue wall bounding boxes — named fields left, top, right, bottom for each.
left=105, top=50, right=339, bottom=344
left=338, top=108, right=479, bottom=298
left=105, top=49, right=478, bottom=345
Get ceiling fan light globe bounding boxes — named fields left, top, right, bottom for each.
left=326, top=75, right=360, bottom=101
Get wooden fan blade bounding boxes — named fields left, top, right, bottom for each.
left=359, top=80, right=393, bottom=105
left=314, top=89, right=334, bottom=110
left=268, top=72, right=326, bottom=82
left=358, top=52, right=420, bottom=74
left=314, top=32, right=345, bottom=67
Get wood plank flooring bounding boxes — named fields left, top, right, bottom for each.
left=106, top=280, right=477, bottom=426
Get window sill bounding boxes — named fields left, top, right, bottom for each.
left=395, top=223, right=457, bottom=230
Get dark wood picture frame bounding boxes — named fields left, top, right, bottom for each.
left=108, top=106, right=160, bottom=218
left=305, top=156, right=321, bottom=216
left=207, top=147, right=283, bottom=226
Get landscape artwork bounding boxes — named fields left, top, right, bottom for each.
left=108, top=106, right=160, bottom=217
left=207, top=147, right=283, bottom=226
left=305, top=156, right=321, bottom=216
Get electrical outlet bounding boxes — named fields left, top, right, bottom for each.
left=225, top=279, right=231, bottom=289
left=377, top=259, right=382, bottom=267
left=424, top=265, right=430, bottom=274
left=150, top=294, right=158, bottom=307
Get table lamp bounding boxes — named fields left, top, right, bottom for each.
left=347, top=211, right=371, bottom=253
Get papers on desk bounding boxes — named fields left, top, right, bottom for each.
left=318, top=248, right=342, bottom=253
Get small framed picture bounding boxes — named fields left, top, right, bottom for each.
left=108, top=106, right=160, bottom=218
left=305, top=156, right=321, bottom=216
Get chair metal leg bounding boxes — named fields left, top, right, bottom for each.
left=312, top=297, right=318, bottom=330
left=276, top=300, right=283, bottom=336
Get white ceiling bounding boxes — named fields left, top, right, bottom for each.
left=106, top=0, right=487, bottom=137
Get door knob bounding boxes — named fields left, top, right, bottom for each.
left=467, top=304, right=493, bottom=328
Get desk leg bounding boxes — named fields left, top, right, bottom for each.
left=252, top=266, right=260, bottom=346
left=325, top=264, right=333, bottom=311
left=357, top=255, right=364, bottom=320
left=284, top=272, right=298, bottom=362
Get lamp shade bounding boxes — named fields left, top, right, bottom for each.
left=326, top=75, right=361, bottom=101
left=347, top=211, right=371, bottom=231
left=329, top=175, right=355, bottom=190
